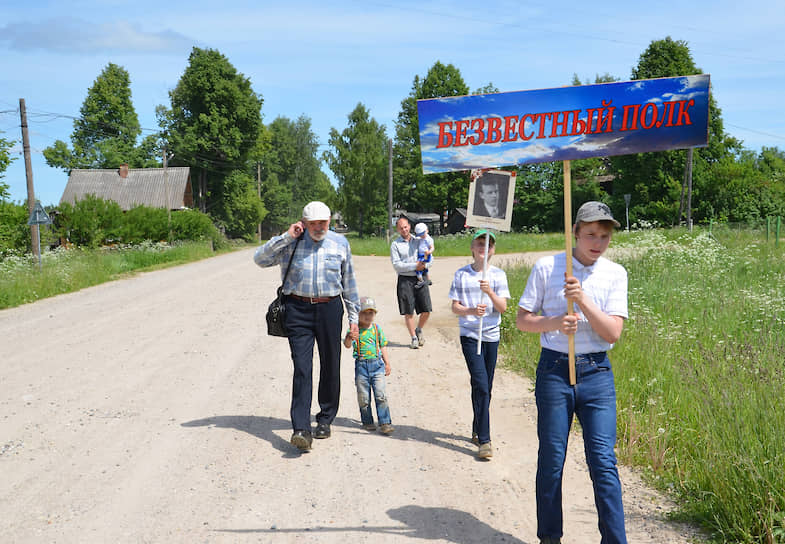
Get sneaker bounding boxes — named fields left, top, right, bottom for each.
left=471, top=433, right=479, bottom=446
left=478, top=442, right=493, bottom=459
left=290, top=430, right=313, bottom=451
left=410, top=337, right=419, bottom=349
left=362, top=423, right=377, bottom=431
left=379, top=423, right=394, bottom=434
left=415, top=327, right=425, bottom=346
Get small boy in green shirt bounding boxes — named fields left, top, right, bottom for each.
left=343, top=296, right=394, bottom=434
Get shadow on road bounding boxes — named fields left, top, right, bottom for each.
left=213, top=504, right=528, bottom=543
left=181, top=415, right=478, bottom=458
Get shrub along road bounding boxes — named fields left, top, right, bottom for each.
left=0, top=248, right=704, bottom=542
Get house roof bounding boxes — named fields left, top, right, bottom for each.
left=400, top=211, right=440, bottom=223
left=60, top=167, right=191, bottom=211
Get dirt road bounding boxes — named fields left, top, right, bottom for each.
left=0, top=248, right=702, bottom=543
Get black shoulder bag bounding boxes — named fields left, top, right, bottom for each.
left=266, top=237, right=301, bottom=337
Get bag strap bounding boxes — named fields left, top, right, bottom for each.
left=374, top=324, right=381, bottom=359
left=280, top=235, right=302, bottom=287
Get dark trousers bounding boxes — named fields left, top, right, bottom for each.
left=459, top=336, right=499, bottom=444
left=285, top=296, right=344, bottom=432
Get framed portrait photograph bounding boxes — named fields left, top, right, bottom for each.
left=466, top=169, right=516, bottom=232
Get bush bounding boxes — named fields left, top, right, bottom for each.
left=0, top=201, right=30, bottom=256
left=171, top=208, right=226, bottom=249
left=56, top=195, right=123, bottom=248
left=121, top=205, right=169, bottom=244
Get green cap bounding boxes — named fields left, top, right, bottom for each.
left=472, top=229, right=496, bottom=241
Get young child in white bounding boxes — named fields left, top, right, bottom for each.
left=343, top=296, right=394, bottom=434
left=414, top=222, right=434, bottom=288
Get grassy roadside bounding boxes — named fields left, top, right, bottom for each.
left=346, top=229, right=624, bottom=256
left=0, top=240, right=247, bottom=310
left=499, top=226, right=785, bottom=543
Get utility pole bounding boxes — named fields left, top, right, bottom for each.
left=19, top=98, right=40, bottom=259
left=387, top=138, right=393, bottom=243
left=163, top=147, right=172, bottom=241
left=257, top=161, right=262, bottom=241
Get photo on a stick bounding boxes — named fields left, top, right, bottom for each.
left=466, top=169, right=516, bottom=232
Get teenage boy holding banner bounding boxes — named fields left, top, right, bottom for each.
left=516, top=201, right=628, bottom=544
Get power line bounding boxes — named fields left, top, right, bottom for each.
left=726, top=123, right=785, bottom=142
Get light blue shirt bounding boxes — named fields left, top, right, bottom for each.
left=254, top=230, right=360, bottom=324
left=448, top=264, right=510, bottom=342
left=518, top=252, right=628, bottom=353
left=391, top=235, right=430, bottom=277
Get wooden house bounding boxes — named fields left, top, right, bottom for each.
left=60, top=164, right=193, bottom=211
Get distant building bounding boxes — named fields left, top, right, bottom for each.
left=60, top=164, right=193, bottom=211
left=395, top=211, right=442, bottom=235
left=446, top=208, right=467, bottom=234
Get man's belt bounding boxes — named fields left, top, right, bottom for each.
left=288, top=294, right=339, bottom=304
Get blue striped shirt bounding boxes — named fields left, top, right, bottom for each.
left=448, top=264, right=511, bottom=342
left=254, top=231, right=360, bottom=324
left=391, top=235, right=430, bottom=276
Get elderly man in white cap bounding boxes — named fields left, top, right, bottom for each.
left=254, top=201, right=360, bottom=452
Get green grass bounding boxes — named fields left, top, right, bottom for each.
left=346, top=229, right=583, bottom=256
left=0, top=240, right=231, bottom=310
left=500, top=227, right=785, bottom=543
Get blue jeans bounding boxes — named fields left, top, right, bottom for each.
left=355, top=358, right=391, bottom=425
left=535, top=348, right=626, bottom=544
left=459, top=336, right=498, bottom=445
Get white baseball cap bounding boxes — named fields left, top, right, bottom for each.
left=414, top=222, right=427, bottom=235
left=302, top=201, right=331, bottom=221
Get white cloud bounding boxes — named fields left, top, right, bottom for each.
left=0, top=18, right=193, bottom=54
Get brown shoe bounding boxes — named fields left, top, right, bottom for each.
left=379, top=423, right=394, bottom=435
left=362, top=424, right=377, bottom=431
left=290, top=430, right=313, bottom=451
left=478, top=442, right=493, bottom=459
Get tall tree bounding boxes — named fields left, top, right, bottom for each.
left=0, top=130, right=14, bottom=201
left=159, top=47, right=263, bottom=215
left=571, top=72, right=619, bottom=86
left=324, top=103, right=388, bottom=236
left=394, top=61, right=470, bottom=229
left=262, top=115, right=335, bottom=223
left=610, top=37, right=741, bottom=225
left=213, top=170, right=267, bottom=239
left=44, top=63, right=149, bottom=171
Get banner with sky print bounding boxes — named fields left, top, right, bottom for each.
left=416, top=75, right=710, bottom=174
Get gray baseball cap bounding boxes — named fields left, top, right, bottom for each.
left=575, top=201, right=620, bottom=228
left=359, top=296, right=377, bottom=313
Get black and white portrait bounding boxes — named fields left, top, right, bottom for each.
left=473, top=173, right=507, bottom=219
left=466, top=170, right=516, bottom=232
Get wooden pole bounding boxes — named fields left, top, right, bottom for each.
left=686, top=148, right=694, bottom=232
left=257, top=161, right=262, bottom=242
left=563, top=160, right=576, bottom=386
left=163, top=148, right=172, bottom=241
left=387, top=138, right=393, bottom=243
left=476, top=231, right=491, bottom=355
left=19, top=98, right=40, bottom=260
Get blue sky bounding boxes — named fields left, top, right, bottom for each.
left=1, top=0, right=784, bottom=205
